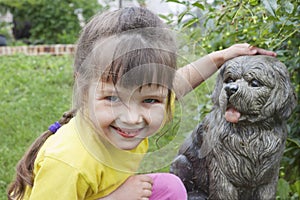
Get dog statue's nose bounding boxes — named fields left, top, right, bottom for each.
left=225, top=84, right=238, bottom=97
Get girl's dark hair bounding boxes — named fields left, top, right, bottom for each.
left=7, top=110, right=76, bottom=200
left=8, top=7, right=177, bottom=199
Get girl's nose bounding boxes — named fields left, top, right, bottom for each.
left=119, top=105, right=144, bottom=125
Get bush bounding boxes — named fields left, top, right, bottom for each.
left=0, top=0, right=105, bottom=44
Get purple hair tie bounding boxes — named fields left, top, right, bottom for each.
left=48, top=121, right=61, bottom=133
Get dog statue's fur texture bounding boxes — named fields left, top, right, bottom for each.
left=170, top=55, right=297, bottom=200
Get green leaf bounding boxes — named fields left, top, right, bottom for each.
left=262, top=0, right=278, bottom=17
left=166, top=0, right=182, bottom=4
left=284, top=1, right=294, bottom=14
left=182, top=18, right=199, bottom=29
left=287, top=137, right=300, bottom=148
left=291, top=180, right=300, bottom=195
left=249, top=0, right=259, bottom=6
left=178, top=10, right=188, bottom=23
left=277, top=178, right=291, bottom=200
left=192, top=2, right=205, bottom=10
left=159, top=14, right=171, bottom=21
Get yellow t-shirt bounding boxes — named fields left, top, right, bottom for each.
left=23, top=113, right=148, bottom=200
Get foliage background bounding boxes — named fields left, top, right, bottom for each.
left=0, top=0, right=299, bottom=199
left=160, top=0, right=299, bottom=199
left=0, top=0, right=105, bottom=44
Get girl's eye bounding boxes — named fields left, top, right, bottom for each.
left=143, top=99, right=160, bottom=104
left=105, top=96, right=120, bottom=102
left=250, top=79, right=262, bottom=87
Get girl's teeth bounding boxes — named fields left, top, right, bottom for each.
left=116, top=127, right=137, bottom=135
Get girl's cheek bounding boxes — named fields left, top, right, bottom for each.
left=89, top=102, right=112, bottom=125
left=148, top=105, right=167, bottom=131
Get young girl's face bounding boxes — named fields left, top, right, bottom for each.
left=88, top=80, right=168, bottom=150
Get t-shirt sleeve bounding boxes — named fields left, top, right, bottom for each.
left=29, top=157, right=91, bottom=200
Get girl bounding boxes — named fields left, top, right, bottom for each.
left=8, top=7, right=276, bottom=200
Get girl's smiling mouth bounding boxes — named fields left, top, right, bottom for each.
left=111, top=125, right=144, bottom=138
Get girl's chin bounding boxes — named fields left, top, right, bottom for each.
left=113, top=137, right=145, bottom=150
left=113, top=142, right=140, bottom=150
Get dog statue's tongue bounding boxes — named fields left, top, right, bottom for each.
left=225, top=107, right=241, bottom=123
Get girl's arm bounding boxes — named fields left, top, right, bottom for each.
left=174, top=43, right=276, bottom=98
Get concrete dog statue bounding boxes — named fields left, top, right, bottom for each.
left=170, top=55, right=297, bottom=200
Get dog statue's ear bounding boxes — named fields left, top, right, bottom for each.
left=262, top=59, right=297, bottom=121
left=211, top=65, right=227, bottom=106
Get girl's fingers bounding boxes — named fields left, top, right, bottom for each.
left=138, top=175, right=153, bottom=198
left=255, top=47, right=277, bottom=56
left=248, top=45, right=277, bottom=57
left=142, top=181, right=153, bottom=190
left=138, top=174, right=153, bottom=185
left=232, top=43, right=276, bottom=57
left=142, top=187, right=152, bottom=198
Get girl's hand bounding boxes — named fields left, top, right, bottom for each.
left=99, top=175, right=153, bottom=200
left=221, top=43, right=277, bottom=61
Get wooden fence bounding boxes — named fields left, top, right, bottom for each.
left=0, top=44, right=75, bottom=56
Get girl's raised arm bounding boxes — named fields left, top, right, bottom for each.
left=174, top=43, right=276, bottom=98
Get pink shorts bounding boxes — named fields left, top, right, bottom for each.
left=147, top=173, right=187, bottom=200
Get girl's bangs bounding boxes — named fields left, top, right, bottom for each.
left=104, top=47, right=176, bottom=90
left=87, top=28, right=176, bottom=90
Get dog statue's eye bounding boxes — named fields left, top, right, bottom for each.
left=250, top=79, right=262, bottom=87
left=225, top=78, right=235, bottom=83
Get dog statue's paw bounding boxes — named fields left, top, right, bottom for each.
left=170, top=154, right=195, bottom=191
left=170, top=155, right=193, bottom=180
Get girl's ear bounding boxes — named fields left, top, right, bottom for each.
left=169, top=91, right=176, bottom=119
left=262, top=60, right=297, bottom=120
left=163, top=91, right=176, bottom=125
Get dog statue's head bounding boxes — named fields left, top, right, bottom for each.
left=212, top=55, right=297, bottom=124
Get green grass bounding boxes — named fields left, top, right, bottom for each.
left=0, top=54, right=74, bottom=199
left=0, top=54, right=215, bottom=199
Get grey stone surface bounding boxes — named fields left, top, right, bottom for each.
left=171, top=55, right=297, bottom=200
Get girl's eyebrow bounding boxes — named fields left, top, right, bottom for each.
left=93, top=83, right=117, bottom=94
left=98, top=87, right=116, bottom=93
left=139, top=87, right=168, bottom=97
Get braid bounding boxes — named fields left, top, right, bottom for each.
left=51, top=109, right=77, bottom=133
left=7, top=109, right=77, bottom=200
left=59, top=109, right=77, bottom=125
